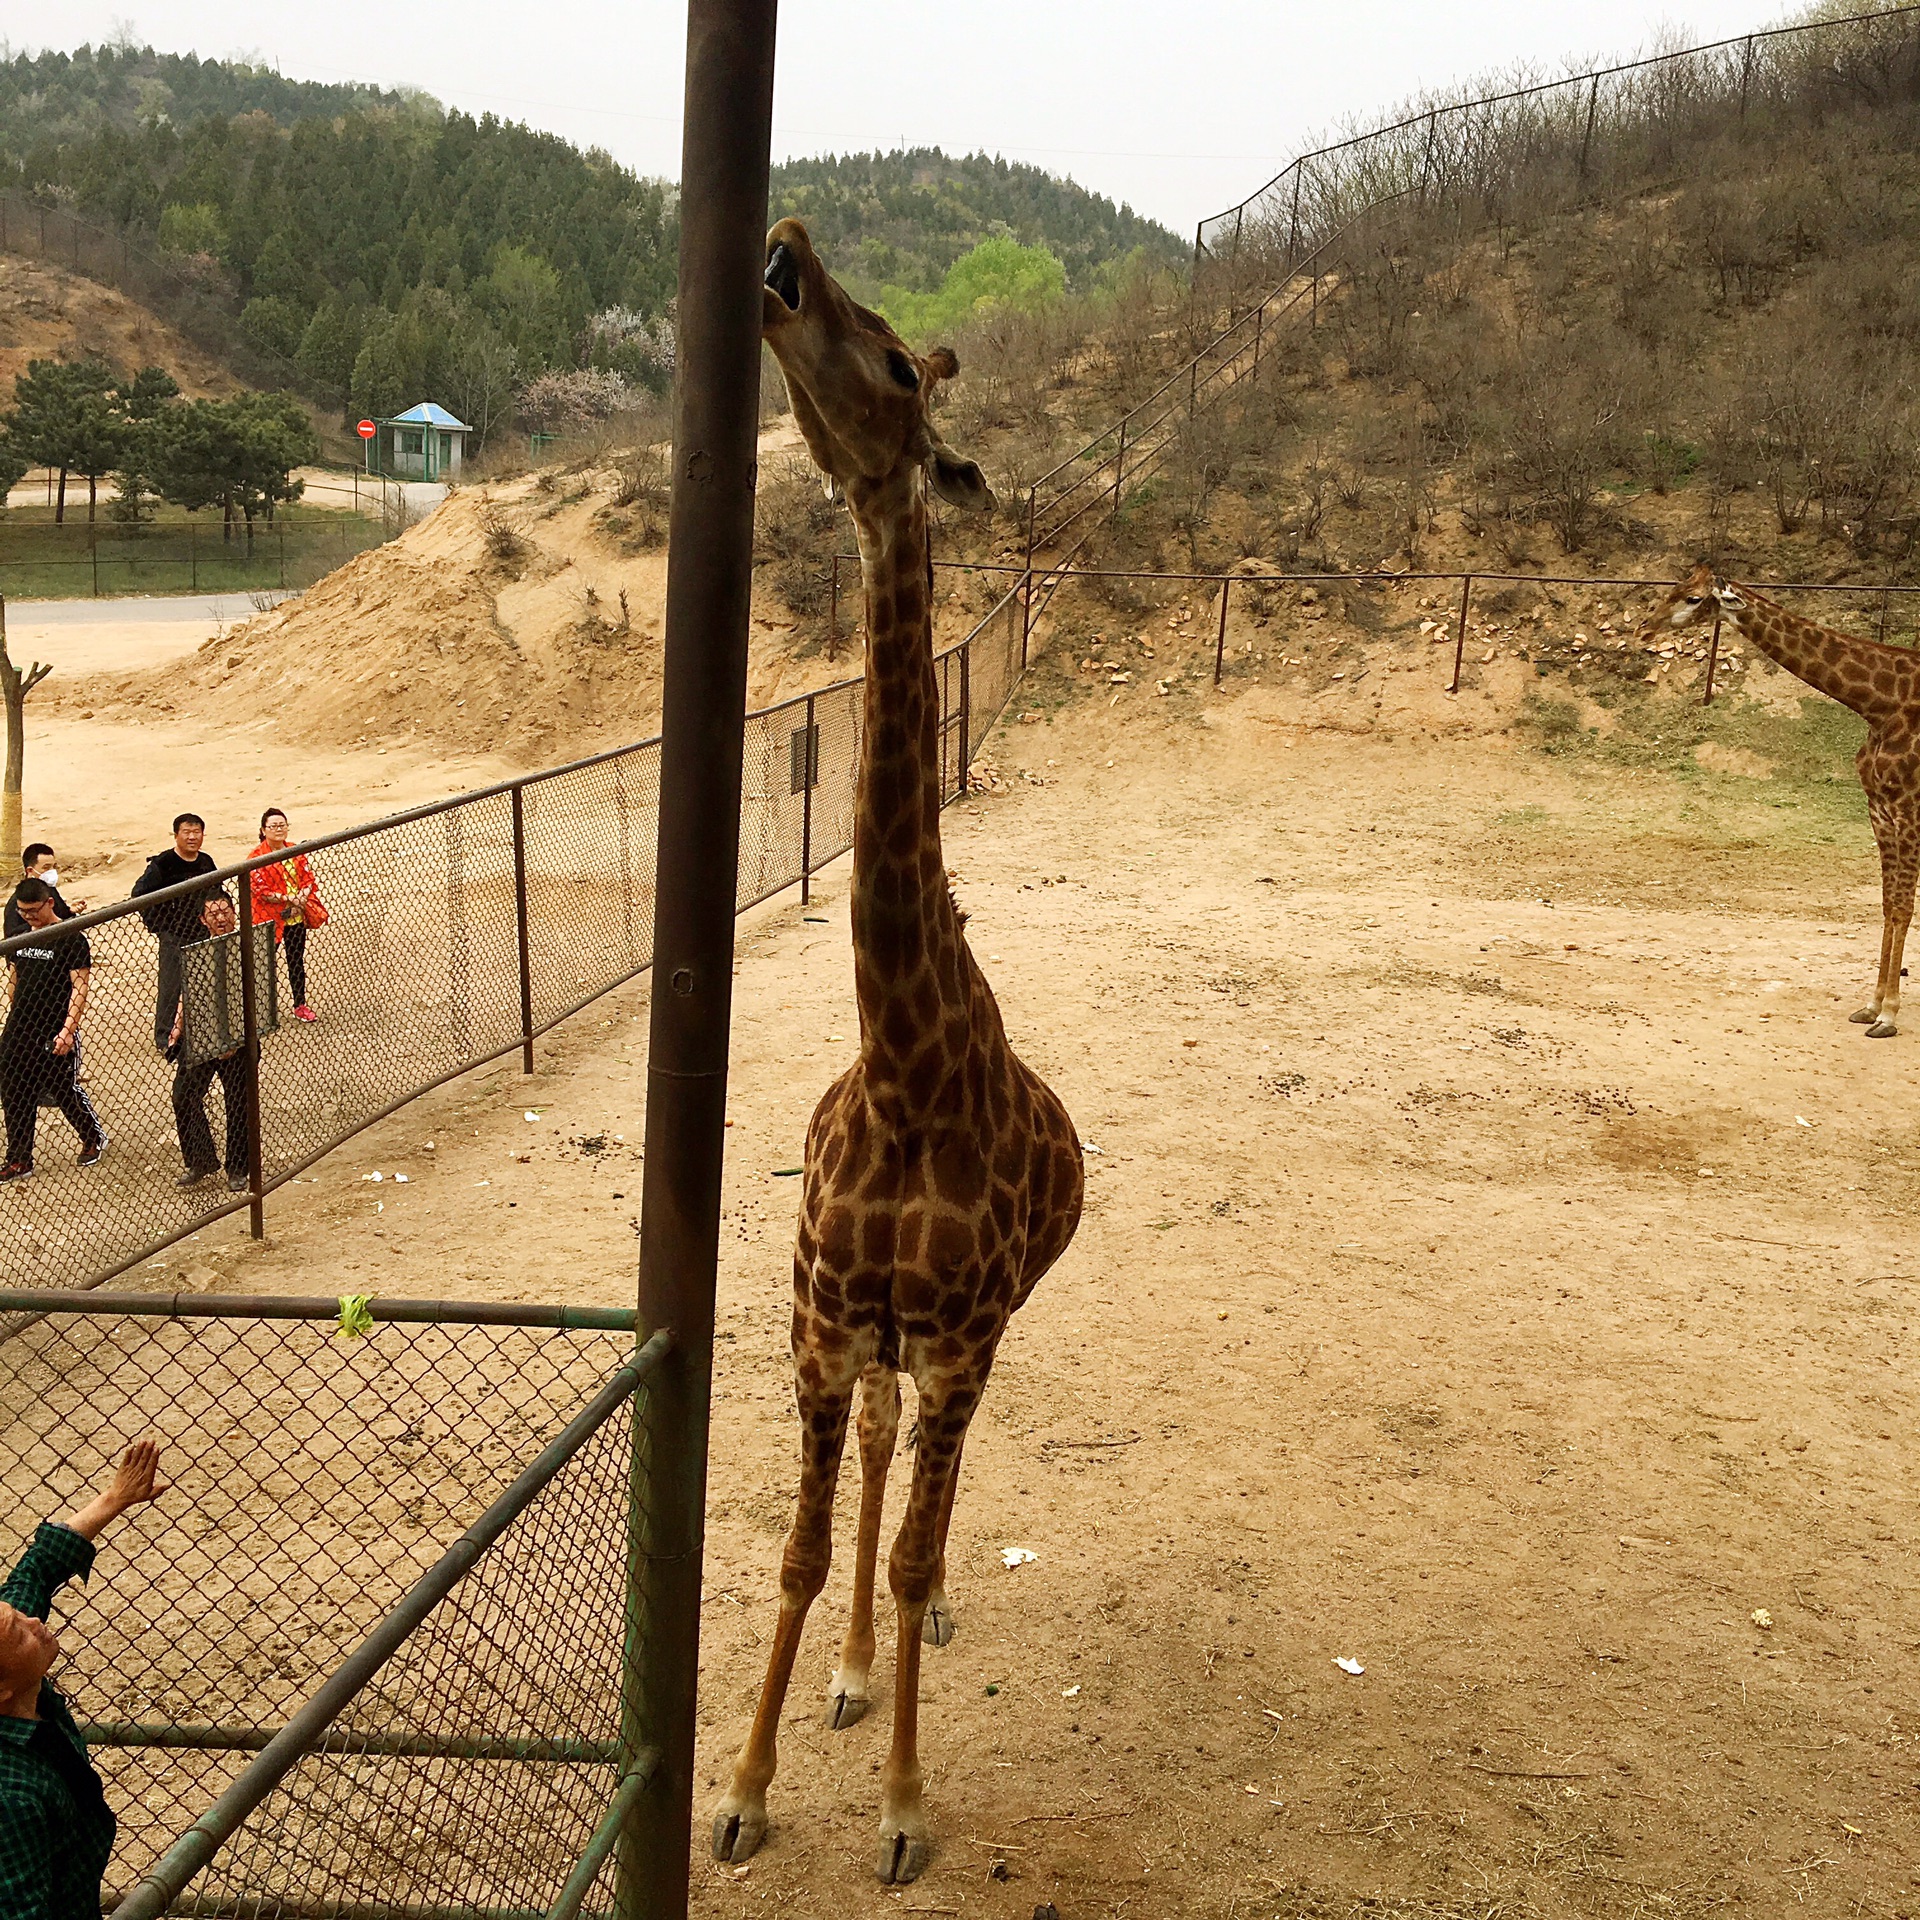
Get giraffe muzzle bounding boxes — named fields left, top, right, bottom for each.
left=765, top=243, right=802, bottom=312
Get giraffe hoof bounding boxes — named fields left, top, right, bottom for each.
left=827, top=1673, right=870, bottom=1729
left=921, top=1594, right=956, bottom=1648
left=1850, top=1007, right=1879, bottom=1024
left=876, top=1824, right=931, bottom=1884
left=711, top=1800, right=767, bottom=1863
left=1867, top=1019, right=1898, bottom=1039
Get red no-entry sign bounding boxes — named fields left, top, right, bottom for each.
left=356, top=419, right=377, bottom=439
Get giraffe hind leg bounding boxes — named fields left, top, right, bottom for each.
left=1852, top=913, right=1894, bottom=1023
left=828, top=1363, right=900, bottom=1728
left=1867, top=908, right=1910, bottom=1037
left=1864, top=831, right=1915, bottom=1038
left=711, top=1360, right=857, bottom=1863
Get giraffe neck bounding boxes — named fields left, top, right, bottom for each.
left=1725, top=586, right=1914, bottom=720
left=844, top=466, right=971, bottom=1109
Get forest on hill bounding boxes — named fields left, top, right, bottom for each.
left=767, top=148, right=1182, bottom=302
left=0, top=45, right=1180, bottom=445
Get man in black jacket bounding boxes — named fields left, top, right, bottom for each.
left=128, top=815, right=216, bottom=1052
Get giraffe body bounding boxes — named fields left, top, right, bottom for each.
left=1643, top=563, right=1920, bottom=1034
left=712, top=219, right=1082, bottom=1884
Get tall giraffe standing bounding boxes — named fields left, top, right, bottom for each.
left=1642, top=563, right=1920, bottom=1035
left=711, top=219, right=1084, bottom=1885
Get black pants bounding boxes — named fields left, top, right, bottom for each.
left=153, top=936, right=183, bottom=1052
left=173, top=1052, right=251, bottom=1177
left=283, top=923, right=308, bottom=1007
left=2, top=1043, right=104, bottom=1169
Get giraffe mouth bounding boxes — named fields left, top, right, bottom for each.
left=764, top=243, right=802, bottom=313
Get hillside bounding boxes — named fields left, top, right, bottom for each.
left=0, top=43, right=410, bottom=155
left=767, top=148, right=1183, bottom=300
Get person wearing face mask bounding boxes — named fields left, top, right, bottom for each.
left=3, top=848, right=86, bottom=942
left=0, top=1441, right=169, bottom=1920
left=129, top=815, right=217, bottom=1053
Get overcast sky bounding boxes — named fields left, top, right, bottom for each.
left=38, top=1, right=1783, bottom=232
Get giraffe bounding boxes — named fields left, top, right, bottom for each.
left=1641, top=562, right=1920, bottom=1036
left=710, top=218, right=1085, bottom=1885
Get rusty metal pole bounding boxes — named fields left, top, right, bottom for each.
left=1112, top=419, right=1127, bottom=512
left=1449, top=575, right=1474, bottom=694
left=1701, top=608, right=1723, bottom=706
left=1214, top=576, right=1233, bottom=686
left=1578, top=75, right=1600, bottom=183
left=627, top=2, right=778, bottom=1914
left=1878, top=586, right=1890, bottom=646
left=799, top=692, right=815, bottom=906
left=511, top=785, right=535, bottom=1073
left=828, top=551, right=839, bottom=656
left=958, top=638, right=972, bottom=798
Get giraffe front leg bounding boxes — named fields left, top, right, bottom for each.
left=876, top=1384, right=978, bottom=1883
left=1867, top=909, right=1910, bottom=1038
left=828, top=1363, right=900, bottom=1728
left=1852, top=915, right=1893, bottom=1025
left=712, top=1364, right=855, bottom=1863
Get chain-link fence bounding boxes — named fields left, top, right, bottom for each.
left=0, top=1289, right=666, bottom=1918
left=0, top=190, right=302, bottom=394
left=0, top=517, right=389, bottom=599
left=1193, top=5, right=1920, bottom=295
left=0, top=568, right=1034, bottom=1295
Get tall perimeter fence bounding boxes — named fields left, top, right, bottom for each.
left=0, top=573, right=1027, bottom=1297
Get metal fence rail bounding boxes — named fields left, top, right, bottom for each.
left=0, top=558, right=1031, bottom=1296
left=0, top=1291, right=668, bottom=1917
left=0, top=518, right=389, bottom=597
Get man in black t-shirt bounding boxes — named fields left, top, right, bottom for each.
left=0, top=880, right=106, bottom=1180
left=129, top=814, right=216, bottom=1052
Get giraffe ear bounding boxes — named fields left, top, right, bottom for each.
left=927, top=445, right=994, bottom=513
left=923, top=346, right=959, bottom=382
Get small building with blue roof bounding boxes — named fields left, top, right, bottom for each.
left=377, top=402, right=473, bottom=481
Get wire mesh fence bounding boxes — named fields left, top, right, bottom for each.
left=0, top=1292, right=661, bottom=1919
left=0, top=517, right=390, bottom=599
left=1193, top=4, right=1920, bottom=295
left=0, top=561, right=1035, bottom=1296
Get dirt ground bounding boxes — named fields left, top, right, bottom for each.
left=109, top=647, right=1918, bottom=1919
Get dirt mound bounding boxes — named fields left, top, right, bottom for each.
left=84, top=463, right=839, bottom=765
left=0, top=253, right=243, bottom=398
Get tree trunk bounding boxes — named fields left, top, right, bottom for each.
left=0, top=598, right=53, bottom=873
left=54, top=466, right=68, bottom=524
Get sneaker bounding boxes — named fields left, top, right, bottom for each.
left=78, top=1135, right=108, bottom=1169
left=226, top=1171, right=250, bottom=1192
left=293, top=1004, right=317, bottom=1023
left=177, top=1168, right=216, bottom=1189
left=0, top=1162, right=30, bottom=1184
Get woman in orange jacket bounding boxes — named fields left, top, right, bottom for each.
left=248, top=807, right=327, bottom=1022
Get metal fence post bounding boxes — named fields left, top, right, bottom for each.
left=1878, top=587, right=1891, bottom=646
left=1213, top=576, right=1233, bottom=686
left=236, top=903, right=266, bottom=1240
left=828, top=551, right=839, bottom=656
left=1739, top=35, right=1756, bottom=121
left=511, top=785, right=535, bottom=1073
left=628, top=0, right=777, bottom=1912
left=1449, top=575, right=1474, bottom=694
left=1287, top=166, right=1302, bottom=267
left=958, top=641, right=972, bottom=800
left=799, top=693, right=815, bottom=905
left=1578, top=75, right=1601, bottom=181
left=90, top=523, right=99, bottom=597
left=277, top=521, right=286, bottom=588
left=1112, top=419, right=1127, bottom=512
left=1701, top=608, right=1723, bottom=706
left=189, top=520, right=198, bottom=593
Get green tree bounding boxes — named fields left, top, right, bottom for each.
left=157, top=200, right=228, bottom=259
left=0, top=433, right=30, bottom=513
left=349, top=316, right=414, bottom=421
left=295, top=299, right=366, bottom=414
left=242, top=295, right=307, bottom=360
left=482, top=244, right=567, bottom=365
left=228, top=391, right=318, bottom=539
left=5, top=359, right=117, bottom=523
left=878, top=237, right=1066, bottom=342
left=108, top=367, right=183, bottom=526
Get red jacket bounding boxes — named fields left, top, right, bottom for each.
left=248, top=842, right=326, bottom=940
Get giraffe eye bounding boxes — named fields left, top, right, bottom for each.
left=885, top=349, right=920, bottom=392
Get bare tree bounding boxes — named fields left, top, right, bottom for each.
left=0, top=597, right=53, bottom=874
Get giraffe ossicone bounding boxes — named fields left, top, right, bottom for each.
left=1641, top=561, right=1920, bottom=1037
left=710, top=219, right=1084, bottom=1886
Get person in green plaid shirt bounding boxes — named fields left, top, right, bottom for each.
left=0, top=1441, right=169, bottom=1919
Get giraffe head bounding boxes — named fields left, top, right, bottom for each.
left=762, top=218, right=993, bottom=513
left=1638, top=562, right=1746, bottom=640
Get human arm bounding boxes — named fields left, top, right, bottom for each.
left=59, top=1441, right=169, bottom=1544
left=48, top=969, right=88, bottom=1057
